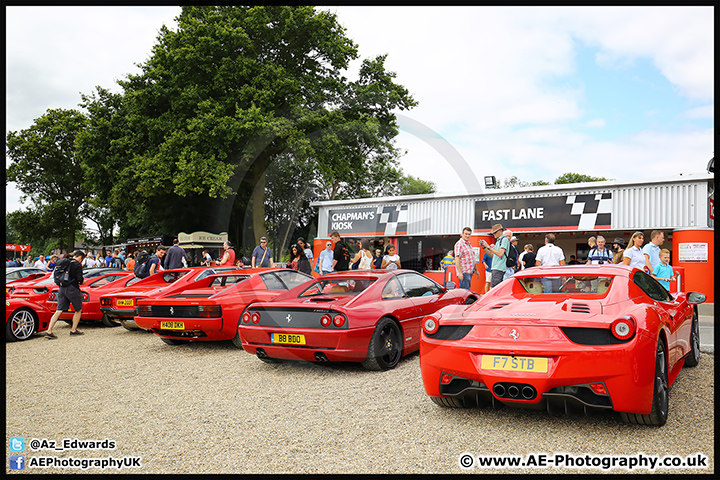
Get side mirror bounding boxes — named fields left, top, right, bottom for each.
left=687, top=292, right=706, bottom=304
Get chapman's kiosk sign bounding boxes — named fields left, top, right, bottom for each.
left=474, top=193, right=613, bottom=232
left=328, top=205, right=409, bottom=236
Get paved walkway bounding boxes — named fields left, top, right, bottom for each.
left=698, top=303, right=714, bottom=354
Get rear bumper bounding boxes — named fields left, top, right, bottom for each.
left=420, top=331, right=657, bottom=415
left=239, top=325, right=375, bottom=362
left=134, top=316, right=228, bottom=340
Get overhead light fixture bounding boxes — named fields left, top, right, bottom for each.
left=484, top=176, right=497, bottom=189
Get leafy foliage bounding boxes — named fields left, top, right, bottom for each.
left=6, top=108, right=88, bottom=250
left=554, top=172, right=609, bottom=184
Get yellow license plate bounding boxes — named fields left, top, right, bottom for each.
left=271, top=333, right=306, bottom=345
left=481, top=355, right=548, bottom=373
left=116, top=299, right=134, bottom=307
left=161, top=321, right=185, bottom=330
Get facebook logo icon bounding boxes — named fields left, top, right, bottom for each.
left=10, top=437, right=25, bottom=452
left=10, top=455, right=25, bottom=470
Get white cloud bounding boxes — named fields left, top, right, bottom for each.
left=683, top=105, right=714, bottom=119
left=5, top=6, right=714, bottom=210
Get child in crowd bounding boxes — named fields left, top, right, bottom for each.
left=651, top=249, right=676, bottom=291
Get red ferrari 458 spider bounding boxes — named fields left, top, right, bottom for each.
left=7, top=272, right=54, bottom=300
left=420, top=264, right=705, bottom=426
left=6, top=298, right=52, bottom=341
left=240, top=270, right=479, bottom=370
left=99, top=266, right=242, bottom=330
left=134, top=268, right=312, bottom=346
left=46, top=271, right=136, bottom=326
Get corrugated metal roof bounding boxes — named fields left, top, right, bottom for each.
left=314, top=173, right=713, bottom=237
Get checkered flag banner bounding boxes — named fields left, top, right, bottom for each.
left=377, top=205, right=409, bottom=236
left=566, top=193, right=612, bottom=230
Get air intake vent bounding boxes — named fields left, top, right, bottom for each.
left=489, top=303, right=510, bottom=310
left=570, top=303, right=592, bottom=314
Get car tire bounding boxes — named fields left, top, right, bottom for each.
left=6, top=308, right=37, bottom=341
left=683, top=308, right=700, bottom=368
left=362, top=317, right=403, bottom=371
left=231, top=316, right=244, bottom=349
left=430, top=396, right=468, bottom=408
left=620, top=339, right=669, bottom=426
left=120, top=320, right=140, bottom=331
left=160, top=337, right=189, bottom=346
left=101, top=314, right=120, bottom=327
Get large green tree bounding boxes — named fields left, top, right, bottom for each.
left=78, top=5, right=418, bottom=250
left=6, top=108, right=88, bottom=250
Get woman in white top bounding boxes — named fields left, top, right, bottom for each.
left=351, top=238, right=373, bottom=270
left=381, top=244, right=401, bottom=270
left=623, top=231, right=652, bottom=271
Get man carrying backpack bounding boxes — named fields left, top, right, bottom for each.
left=503, top=232, right=520, bottom=280
left=45, top=251, right=86, bottom=339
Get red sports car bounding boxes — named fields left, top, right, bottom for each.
left=6, top=272, right=54, bottom=300
left=240, top=270, right=479, bottom=370
left=420, top=264, right=705, bottom=426
left=99, top=266, right=242, bottom=330
left=134, top=268, right=312, bottom=346
left=46, top=271, right=136, bottom=326
left=6, top=298, right=52, bottom=341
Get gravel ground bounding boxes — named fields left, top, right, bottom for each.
left=6, top=321, right=714, bottom=474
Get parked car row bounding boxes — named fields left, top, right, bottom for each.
left=5, top=262, right=704, bottom=426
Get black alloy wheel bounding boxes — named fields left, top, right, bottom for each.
left=684, top=308, right=700, bottom=367
left=362, top=317, right=403, bottom=371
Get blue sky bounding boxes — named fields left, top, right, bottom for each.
left=5, top=6, right=714, bottom=214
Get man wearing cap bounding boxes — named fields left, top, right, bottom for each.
left=454, top=227, right=478, bottom=290
left=479, top=223, right=510, bottom=288
left=611, top=237, right=626, bottom=264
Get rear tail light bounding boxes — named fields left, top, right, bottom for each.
left=333, top=314, right=346, bottom=327
left=82, top=292, right=90, bottom=302
left=441, top=373, right=453, bottom=384
left=198, top=305, right=222, bottom=318
left=137, top=305, right=152, bottom=316
left=610, top=316, right=636, bottom=340
left=100, top=297, right=111, bottom=307
left=423, top=315, right=440, bottom=335
left=48, top=292, right=57, bottom=301
left=251, top=312, right=261, bottom=324
left=242, top=312, right=251, bottom=323
left=320, top=314, right=332, bottom=327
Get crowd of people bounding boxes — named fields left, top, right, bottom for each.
left=441, top=224, right=677, bottom=294
left=9, top=227, right=677, bottom=295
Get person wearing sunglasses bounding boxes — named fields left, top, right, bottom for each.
left=251, top=237, right=274, bottom=268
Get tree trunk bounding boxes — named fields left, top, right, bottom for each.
left=252, top=152, right=268, bottom=246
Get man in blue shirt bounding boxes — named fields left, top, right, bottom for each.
left=642, top=230, right=665, bottom=271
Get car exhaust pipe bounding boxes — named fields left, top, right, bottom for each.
left=257, top=348, right=268, bottom=358
left=508, top=385, right=520, bottom=398
left=493, top=384, right=506, bottom=397
left=314, top=352, right=329, bottom=362
left=522, top=386, right=536, bottom=400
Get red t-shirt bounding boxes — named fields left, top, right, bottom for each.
left=219, top=248, right=235, bottom=266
